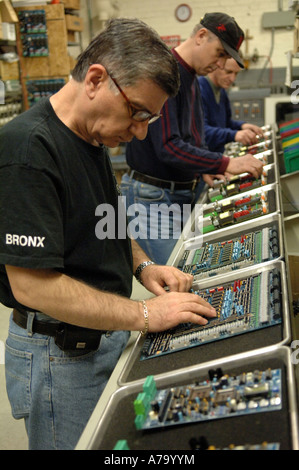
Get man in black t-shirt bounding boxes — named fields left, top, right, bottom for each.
left=0, top=18, right=216, bottom=450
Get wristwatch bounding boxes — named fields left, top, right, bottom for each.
left=135, top=261, right=155, bottom=284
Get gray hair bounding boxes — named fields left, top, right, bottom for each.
left=191, top=22, right=204, bottom=37
left=191, top=22, right=217, bottom=41
left=72, top=17, right=180, bottom=97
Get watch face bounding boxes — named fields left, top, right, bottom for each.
left=175, top=4, right=192, bottom=22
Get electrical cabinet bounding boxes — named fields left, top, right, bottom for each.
left=229, top=88, right=271, bottom=127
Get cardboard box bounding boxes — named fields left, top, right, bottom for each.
left=288, top=255, right=299, bottom=301
left=1, top=21, right=15, bottom=40
left=62, top=0, right=80, bottom=10
left=0, top=0, right=18, bottom=40
left=67, top=30, right=75, bottom=42
left=0, top=0, right=18, bottom=22
left=65, top=13, right=83, bottom=32
left=0, top=59, right=19, bottom=80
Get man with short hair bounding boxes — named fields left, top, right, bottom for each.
left=199, top=56, right=264, bottom=152
left=121, top=13, right=264, bottom=265
left=0, top=18, right=216, bottom=450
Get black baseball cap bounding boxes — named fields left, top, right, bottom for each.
left=201, top=12, right=244, bottom=68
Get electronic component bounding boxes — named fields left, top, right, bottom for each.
left=223, top=127, right=275, bottom=166
left=189, top=436, right=280, bottom=450
left=140, top=268, right=282, bottom=360
left=134, top=369, right=282, bottom=431
left=0, top=99, right=22, bottom=128
left=18, top=9, right=47, bottom=34
left=18, top=10, right=49, bottom=57
left=225, top=127, right=273, bottom=158
left=21, top=33, right=49, bottom=57
left=113, top=437, right=280, bottom=451
left=241, top=139, right=272, bottom=155
left=113, top=440, right=130, bottom=450
left=26, top=79, right=66, bottom=107
left=198, top=191, right=272, bottom=234
left=177, top=225, right=279, bottom=278
left=207, top=167, right=274, bottom=203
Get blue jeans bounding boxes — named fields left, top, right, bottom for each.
left=120, top=173, right=205, bottom=265
left=5, top=312, right=129, bottom=450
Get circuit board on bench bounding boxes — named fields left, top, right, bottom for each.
left=134, top=369, right=282, bottom=431
left=207, top=167, right=274, bottom=203
left=177, top=225, right=279, bottom=278
left=197, top=189, right=277, bottom=235
left=140, top=268, right=281, bottom=361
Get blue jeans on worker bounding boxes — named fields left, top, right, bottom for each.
left=5, top=312, right=129, bottom=450
left=120, top=173, right=205, bottom=265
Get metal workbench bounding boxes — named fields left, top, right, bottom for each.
left=76, top=126, right=299, bottom=451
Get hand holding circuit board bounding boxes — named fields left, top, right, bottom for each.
left=226, top=154, right=264, bottom=179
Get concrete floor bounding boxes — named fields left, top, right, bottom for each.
left=0, top=303, right=28, bottom=450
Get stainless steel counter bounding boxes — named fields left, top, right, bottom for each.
left=76, top=126, right=299, bottom=450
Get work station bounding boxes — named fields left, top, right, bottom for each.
left=1, top=0, right=299, bottom=452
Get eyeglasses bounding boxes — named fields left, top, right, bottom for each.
left=109, top=74, right=162, bottom=124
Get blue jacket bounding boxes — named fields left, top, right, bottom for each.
left=198, top=76, right=245, bottom=153
left=126, top=50, right=229, bottom=182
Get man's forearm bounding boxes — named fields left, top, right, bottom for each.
left=6, top=265, right=143, bottom=332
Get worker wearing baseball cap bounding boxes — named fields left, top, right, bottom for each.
left=121, top=12, right=263, bottom=265
left=200, top=12, right=244, bottom=68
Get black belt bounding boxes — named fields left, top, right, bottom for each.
left=12, top=309, right=103, bottom=351
left=128, top=169, right=199, bottom=191
left=13, top=308, right=61, bottom=337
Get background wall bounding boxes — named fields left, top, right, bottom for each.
left=79, top=0, right=295, bottom=73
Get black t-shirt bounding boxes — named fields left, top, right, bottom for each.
left=0, top=98, right=133, bottom=312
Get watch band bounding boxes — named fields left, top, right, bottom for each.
left=135, top=261, right=155, bottom=284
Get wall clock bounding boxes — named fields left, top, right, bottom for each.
left=175, top=4, right=192, bottom=22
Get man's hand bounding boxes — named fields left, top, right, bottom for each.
left=145, top=291, right=217, bottom=331
left=235, top=129, right=258, bottom=147
left=133, top=252, right=217, bottom=332
left=235, top=124, right=264, bottom=147
left=242, top=123, right=264, bottom=137
left=204, top=152, right=263, bottom=186
left=203, top=174, right=226, bottom=187
left=226, top=154, right=264, bottom=179
left=139, top=263, right=193, bottom=296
